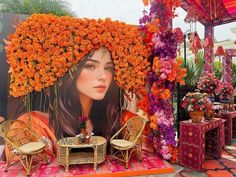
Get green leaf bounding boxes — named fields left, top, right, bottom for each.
left=0, top=0, right=75, bottom=16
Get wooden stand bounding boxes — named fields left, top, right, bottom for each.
left=221, top=111, right=236, bottom=145
left=179, top=118, right=224, bottom=171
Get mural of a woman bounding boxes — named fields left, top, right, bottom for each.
left=4, top=15, right=151, bottom=162
left=49, top=46, right=126, bottom=139
left=5, top=47, right=126, bottom=158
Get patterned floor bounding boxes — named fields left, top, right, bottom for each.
left=0, top=151, right=174, bottom=177
left=0, top=141, right=235, bottom=177
left=205, top=140, right=236, bottom=177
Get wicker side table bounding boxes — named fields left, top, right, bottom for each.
left=57, top=136, right=107, bottom=171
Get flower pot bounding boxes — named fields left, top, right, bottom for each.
left=204, top=109, right=214, bottom=121
left=189, top=110, right=204, bottom=123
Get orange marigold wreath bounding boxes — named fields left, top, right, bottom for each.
left=6, top=14, right=150, bottom=97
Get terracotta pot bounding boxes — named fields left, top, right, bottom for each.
left=204, top=109, right=214, bottom=121
left=189, top=110, right=204, bottom=123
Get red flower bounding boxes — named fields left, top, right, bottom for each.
left=191, top=98, right=196, bottom=103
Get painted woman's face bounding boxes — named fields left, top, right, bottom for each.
left=76, top=47, right=113, bottom=100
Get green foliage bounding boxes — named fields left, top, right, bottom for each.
left=232, top=63, right=236, bottom=88
left=213, top=61, right=235, bottom=88
left=213, top=61, right=222, bottom=80
left=183, top=52, right=235, bottom=88
left=0, top=0, right=75, bottom=16
left=176, top=52, right=205, bottom=124
left=182, top=51, right=204, bottom=88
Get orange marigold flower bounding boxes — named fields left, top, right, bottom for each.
left=150, top=115, right=158, bottom=130
left=159, top=88, right=171, bottom=100
left=142, top=0, right=150, bottom=6
left=146, top=19, right=160, bottom=33
left=6, top=14, right=150, bottom=97
left=152, top=57, right=160, bottom=71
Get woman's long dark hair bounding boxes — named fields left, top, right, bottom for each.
left=49, top=51, right=126, bottom=140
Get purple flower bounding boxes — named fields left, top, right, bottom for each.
left=147, top=71, right=158, bottom=85
left=139, top=11, right=150, bottom=25
left=152, top=31, right=178, bottom=59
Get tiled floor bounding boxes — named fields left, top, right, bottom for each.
left=136, top=139, right=236, bottom=177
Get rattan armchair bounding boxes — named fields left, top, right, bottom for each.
left=110, top=116, right=147, bottom=168
left=0, top=119, right=48, bottom=176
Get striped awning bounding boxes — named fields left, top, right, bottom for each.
left=223, top=0, right=236, bottom=14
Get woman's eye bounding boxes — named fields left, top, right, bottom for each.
left=105, top=66, right=114, bottom=72
left=84, top=64, right=95, bottom=70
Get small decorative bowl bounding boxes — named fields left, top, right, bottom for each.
left=76, top=133, right=94, bottom=144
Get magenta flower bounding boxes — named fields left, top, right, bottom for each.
left=79, top=115, right=88, bottom=122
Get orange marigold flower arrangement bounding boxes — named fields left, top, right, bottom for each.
left=6, top=14, right=150, bottom=97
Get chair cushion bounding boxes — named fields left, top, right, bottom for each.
left=18, top=141, right=46, bottom=154
left=111, top=139, right=133, bottom=148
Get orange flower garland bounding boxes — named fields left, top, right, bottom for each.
left=6, top=14, right=150, bottom=97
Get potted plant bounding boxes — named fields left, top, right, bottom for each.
left=77, top=115, right=90, bottom=143
left=181, top=91, right=212, bottom=123
left=197, top=72, right=219, bottom=101
left=215, top=82, right=234, bottom=101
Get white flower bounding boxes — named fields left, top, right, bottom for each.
left=187, top=105, right=193, bottom=112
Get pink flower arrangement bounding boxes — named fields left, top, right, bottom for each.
left=197, top=72, right=219, bottom=95
left=182, top=91, right=212, bottom=112
left=215, top=82, right=234, bottom=100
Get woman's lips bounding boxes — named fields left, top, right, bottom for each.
left=94, top=85, right=106, bottom=92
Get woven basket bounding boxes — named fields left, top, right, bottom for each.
left=189, top=110, right=204, bottom=123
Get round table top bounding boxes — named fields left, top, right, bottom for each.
left=57, top=136, right=107, bottom=148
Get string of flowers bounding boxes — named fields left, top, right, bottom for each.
left=6, top=14, right=150, bottom=97
left=139, top=0, right=186, bottom=162
left=189, top=32, right=202, bottom=63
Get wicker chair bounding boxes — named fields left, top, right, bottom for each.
left=0, top=120, right=48, bottom=176
left=110, top=116, right=147, bottom=168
